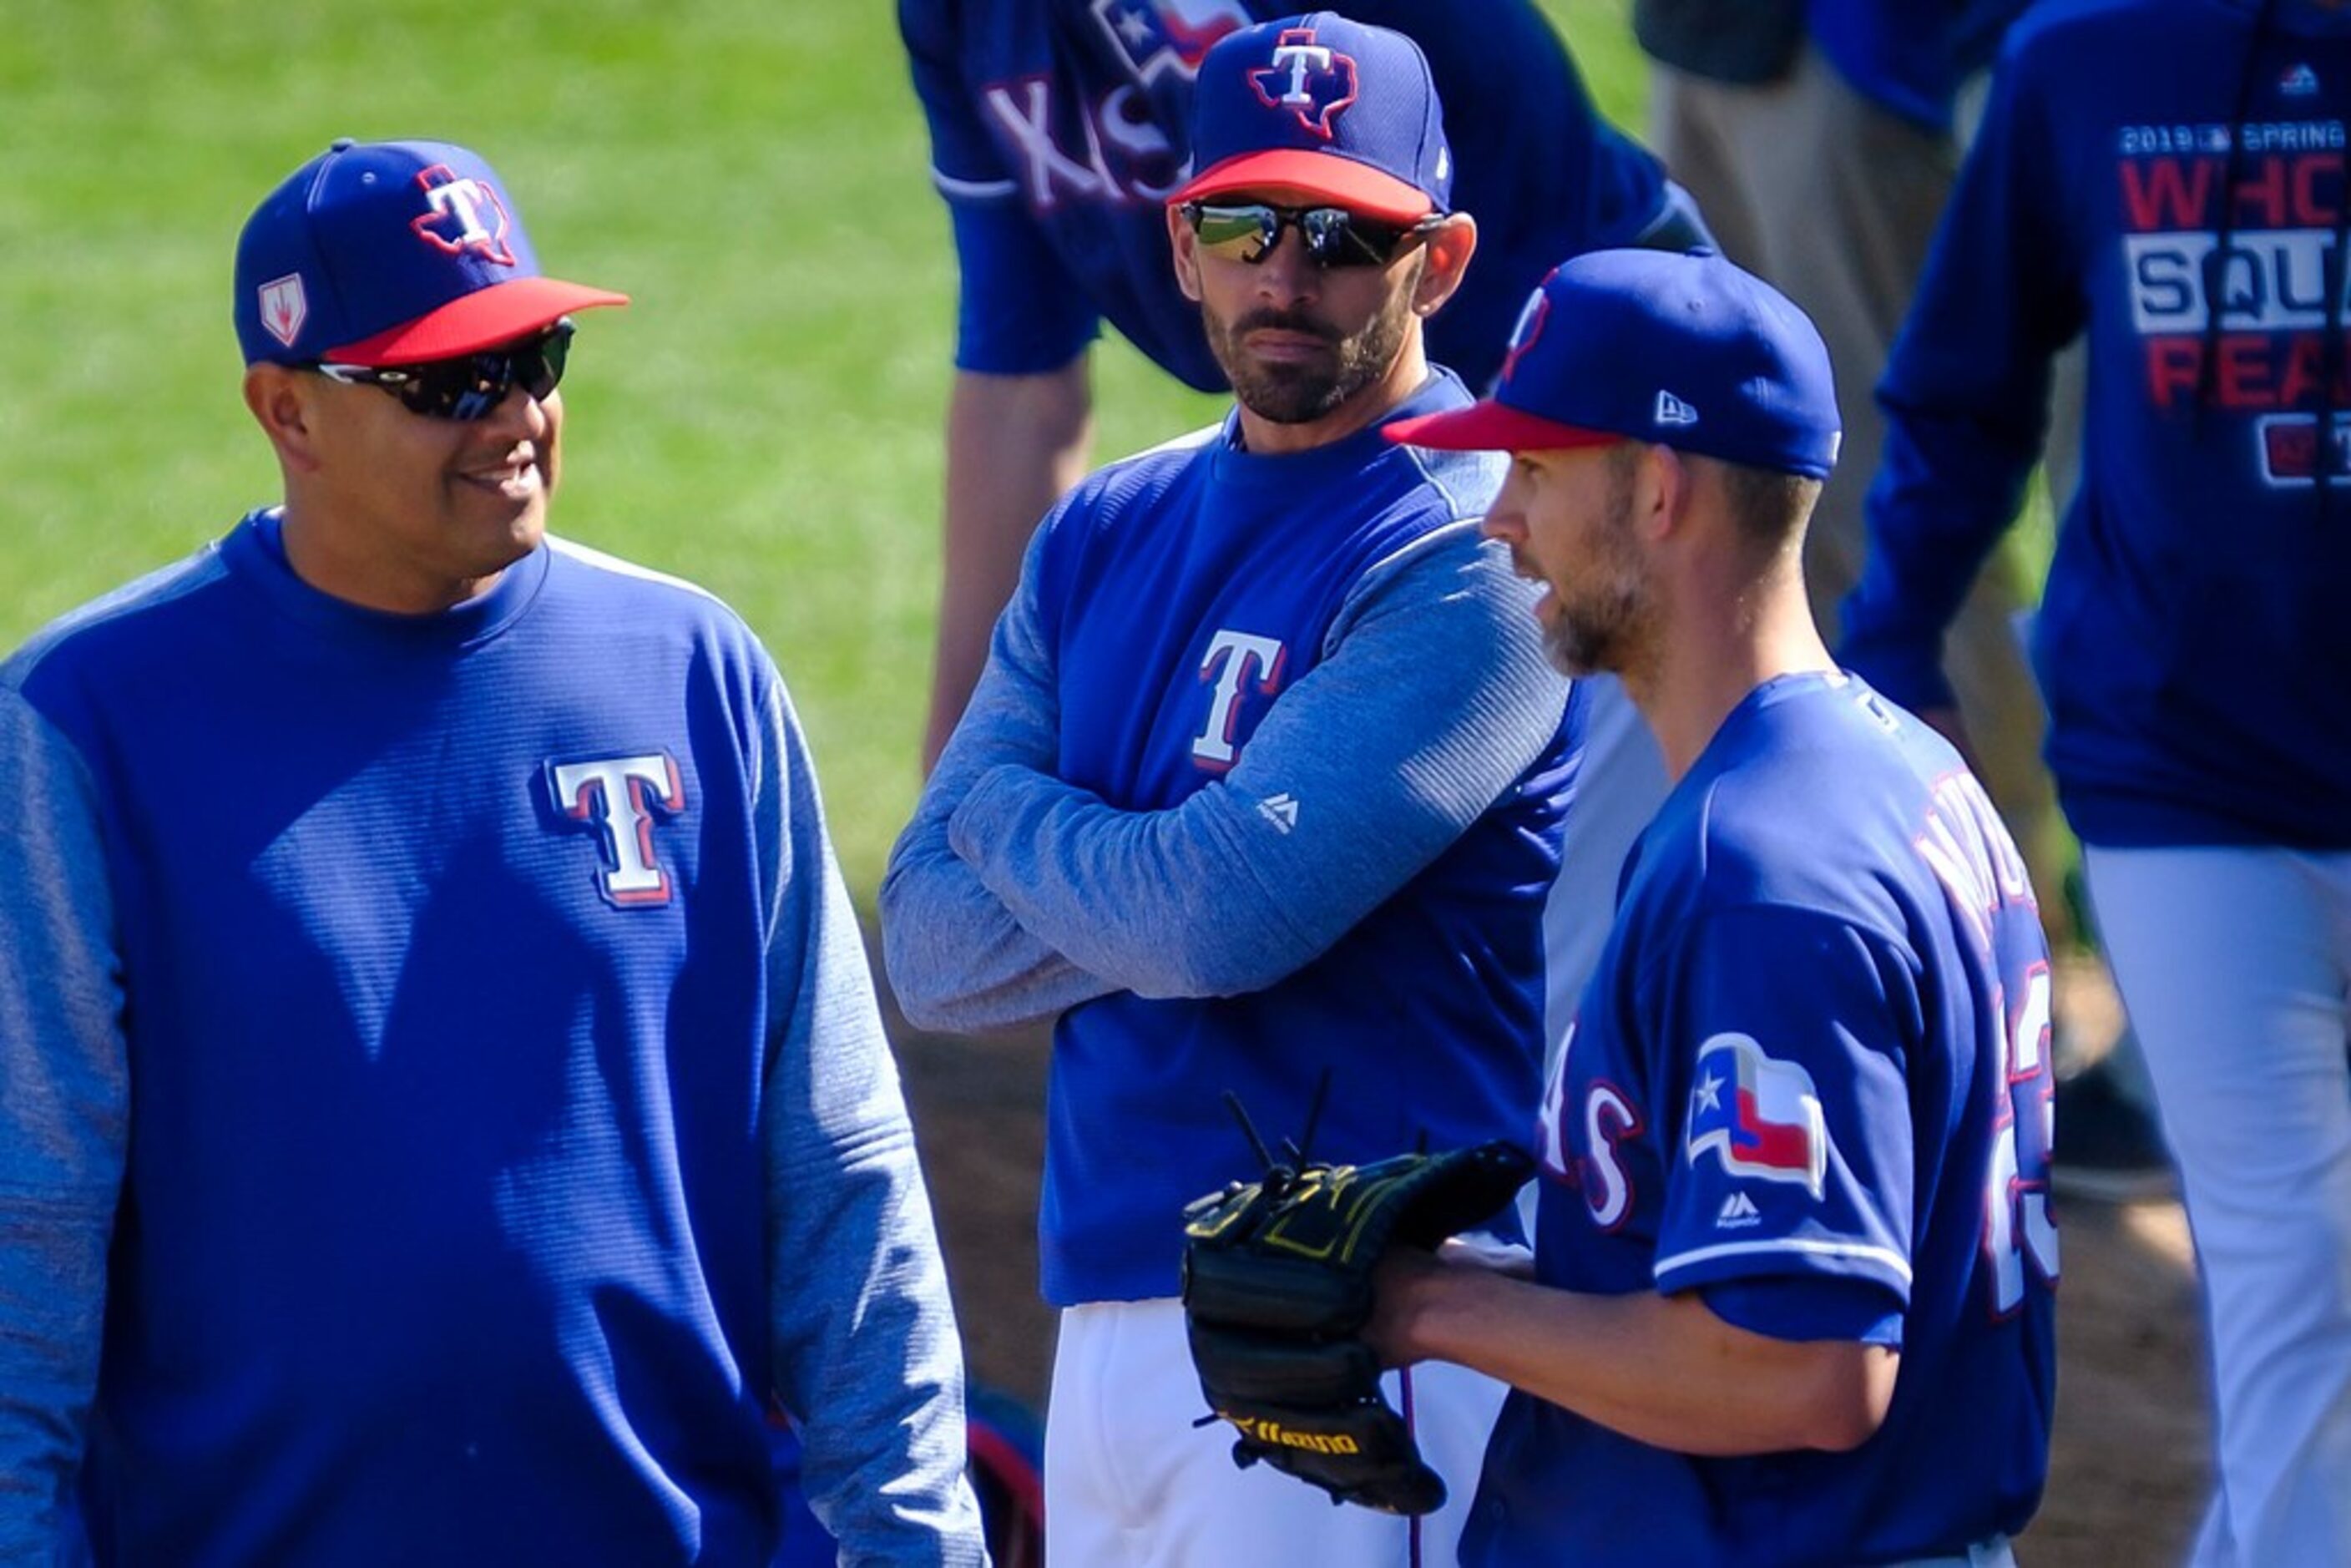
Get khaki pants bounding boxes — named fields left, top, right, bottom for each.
left=1650, top=47, right=2070, bottom=939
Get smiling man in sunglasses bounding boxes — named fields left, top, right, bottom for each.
left=0, top=139, right=984, bottom=1565
left=884, top=18, right=1580, bottom=1565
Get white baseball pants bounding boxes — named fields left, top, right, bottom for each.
left=2084, top=844, right=2351, bottom=1568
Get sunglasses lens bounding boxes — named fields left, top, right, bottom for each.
left=1190, top=204, right=1277, bottom=262
left=351, top=321, right=575, bottom=422
left=1318, top=211, right=1411, bottom=267
left=523, top=321, right=573, bottom=401
left=1187, top=203, right=1420, bottom=270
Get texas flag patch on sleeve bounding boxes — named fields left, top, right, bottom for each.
left=1685, top=1032, right=1831, bottom=1199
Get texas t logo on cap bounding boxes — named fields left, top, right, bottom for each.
left=1169, top=13, right=1452, bottom=225
left=1247, top=28, right=1358, bottom=139
left=411, top=166, right=517, bottom=265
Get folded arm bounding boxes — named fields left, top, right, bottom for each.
left=946, top=524, right=1568, bottom=998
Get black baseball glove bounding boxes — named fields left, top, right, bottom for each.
left=1179, top=1141, right=1535, bottom=1515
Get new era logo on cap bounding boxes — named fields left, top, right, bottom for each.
left=1655, top=390, right=1698, bottom=427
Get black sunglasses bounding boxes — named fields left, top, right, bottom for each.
left=1181, top=201, right=1440, bottom=270
left=312, top=318, right=575, bottom=422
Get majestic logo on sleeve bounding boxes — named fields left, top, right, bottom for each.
left=1093, top=0, right=1248, bottom=83
left=548, top=752, right=685, bottom=907
left=1247, top=28, right=1358, bottom=140
left=411, top=164, right=518, bottom=266
left=1192, top=629, right=1286, bottom=771
left=1686, top=1033, right=1830, bottom=1198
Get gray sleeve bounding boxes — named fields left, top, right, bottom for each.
left=754, top=678, right=988, bottom=1567
left=0, top=688, right=126, bottom=1558
left=946, top=523, right=1571, bottom=998
left=879, top=525, right=1116, bottom=1033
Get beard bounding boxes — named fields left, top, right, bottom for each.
left=1540, top=455, right=1654, bottom=679
left=1200, top=260, right=1423, bottom=426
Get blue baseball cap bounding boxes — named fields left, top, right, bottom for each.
left=234, top=138, right=629, bottom=367
left=1388, top=249, right=1842, bottom=478
left=1169, top=13, right=1450, bottom=225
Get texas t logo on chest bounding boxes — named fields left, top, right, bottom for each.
left=1192, top=629, right=1287, bottom=771
left=547, top=752, right=685, bottom=907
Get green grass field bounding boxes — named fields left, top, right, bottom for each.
left=0, top=2, right=1637, bottom=890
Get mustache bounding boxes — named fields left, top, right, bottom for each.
left=1230, top=308, right=1340, bottom=343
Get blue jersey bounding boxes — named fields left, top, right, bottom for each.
left=882, top=373, right=1582, bottom=1305
left=1465, top=673, right=2056, bottom=1566
left=900, top=0, right=1674, bottom=391
left=1843, top=0, right=2351, bottom=851
left=0, top=514, right=977, bottom=1564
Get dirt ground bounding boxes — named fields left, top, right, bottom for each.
left=882, top=956, right=2214, bottom=1567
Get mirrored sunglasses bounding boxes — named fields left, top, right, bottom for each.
left=312, top=318, right=575, bottom=422
left=1181, top=201, right=1439, bottom=270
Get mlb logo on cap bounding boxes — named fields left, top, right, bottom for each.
left=1170, top=12, right=1451, bottom=224
left=1388, top=249, right=1842, bottom=479
left=234, top=138, right=628, bottom=367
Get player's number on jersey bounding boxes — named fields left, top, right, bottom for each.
left=1984, top=964, right=2060, bottom=1313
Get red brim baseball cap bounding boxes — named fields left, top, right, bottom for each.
left=236, top=139, right=630, bottom=367
left=1170, top=15, right=1451, bottom=225
left=1385, top=402, right=1622, bottom=453
left=1387, top=250, right=1843, bottom=476
left=327, top=275, right=630, bottom=366
left=1170, top=149, right=1433, bottom=225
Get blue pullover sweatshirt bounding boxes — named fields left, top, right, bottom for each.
left=882, top=373, right=1581, bottom=1306
left=0, top=517, right=983, bottom=1565
left=1843, top=0, right=2351, bottom=849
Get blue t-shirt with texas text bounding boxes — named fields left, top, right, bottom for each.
left=1465, top=673, right=2057, bottom=1566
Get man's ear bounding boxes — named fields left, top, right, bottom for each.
left=243, top=363, right=328, bottom=475
left=1166, top=205, right=1205, bottom=303
left=1411, top=214, right=1478, bottom=318
left=1640, top=443, right=1691, bottom=543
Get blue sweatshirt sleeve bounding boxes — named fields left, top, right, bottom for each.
left=755, top=675, right=987, bottom=1566
left=882, top=521, right=1120, bottom=1034
left=943, top=524, right=1570, bottom=998
left=1838, top=31, right=2086, bottom=711
left=0, top=687, right=126, bottom=1560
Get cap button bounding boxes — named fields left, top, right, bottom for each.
left=330, top=137, right=355, bottom=152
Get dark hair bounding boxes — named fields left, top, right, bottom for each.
left=1711, top=457, right=1822, bottom=549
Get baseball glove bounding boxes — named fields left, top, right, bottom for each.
left=1179, top=1141, right=1534, bottom=1515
